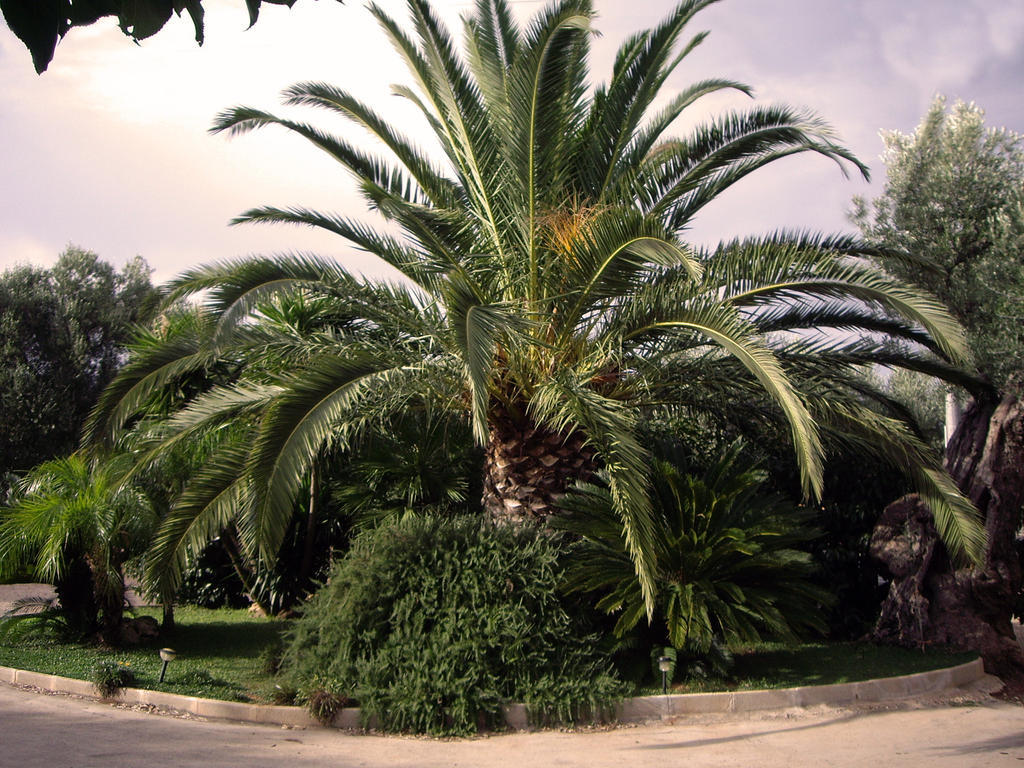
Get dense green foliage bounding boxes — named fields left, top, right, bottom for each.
left=558, top=446, right=830, bottom=658
left=175, top=541, right=254, bottom=610
left=755, top=401, right=925, bottom=639
left=805, top=501, right=888, bottom=639
left=329, top=411, right=480, bottom=533
left=174, top=412, right=475, bottom=612
left=0, top=248, right=156, bottom=489
left=853, top=97, right=1024, bottom=392
left=279, top=516, right=623, bottom=735
left=879, top=368, right=947, bottom=450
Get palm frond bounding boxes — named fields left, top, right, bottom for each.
left=83, top=311, right=217, bottom=448
left=144, top=437, right=254, bottom=596
left=530, top=370, right=658, bottom=617
left=246, top=352, right=425, bottom=559
left=211, top=106, right=430, bottom=208
left=811, top=396, right=986, bottom=565
left=621, top=299, right=823, bottom=498
left=282, top=81, right=460, bottom=207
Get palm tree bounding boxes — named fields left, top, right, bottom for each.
left=0, top=454, right=156, bottom=644
left=86, top=0, right=983, bottom=610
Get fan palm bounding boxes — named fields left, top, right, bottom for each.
left=330, top=410, right=477, bottom=533
left=86, top=0, right=984, bottom=612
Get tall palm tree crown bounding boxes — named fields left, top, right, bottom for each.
left=87, top=0, right=984, bottom=609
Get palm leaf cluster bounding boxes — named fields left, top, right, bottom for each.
left=0, top=454, right=156, bottom=640
left=330, top=410, right=476, bottom=533
left=86, top=0, right=983, bottom=612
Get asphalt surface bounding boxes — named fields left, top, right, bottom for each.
left=1, top=682, right=1023, bottom=768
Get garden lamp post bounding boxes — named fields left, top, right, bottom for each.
left=159, top=648, right=177, bottom=683
left=658, top=655, right=672, bottom=694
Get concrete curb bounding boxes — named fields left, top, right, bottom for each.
left=0, top=657, right=985, bottom=731
left=611, top=657, right=985, bottom=723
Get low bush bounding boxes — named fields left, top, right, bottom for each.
left=93, top=659, right=135, bottom=697
left=0, top=597, right=79, bottom=645
left=278, top=515, right=623, bottom=735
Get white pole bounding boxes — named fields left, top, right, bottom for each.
left=944, top=391, right=963, bottom=448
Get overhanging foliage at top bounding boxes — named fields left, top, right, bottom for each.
left=0, top=0, right=340, bottom=73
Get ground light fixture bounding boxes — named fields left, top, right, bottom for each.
left=658, top=655, right=672, bottom=694
left=158, top=648, right=177, bottom=683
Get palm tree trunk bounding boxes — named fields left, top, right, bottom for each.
left=221, top=526, right=273, bottom=616
left=161, top=600, right=175, bottom=632
left=482, top=407, right=596, bottom=525
left=54, top=557, right=98, bottom=638
left=90, top=560, right=126, bottom=647
left=299, top=465, right=318, bottom=586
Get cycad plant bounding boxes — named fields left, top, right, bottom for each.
left=87, top=0, right=983, bottom=611
left=557, top=444, right=830, bottom=656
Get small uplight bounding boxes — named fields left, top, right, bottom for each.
left=657, top=655, right=672, bottom=695
left=158, top=648, right=178, bottom=683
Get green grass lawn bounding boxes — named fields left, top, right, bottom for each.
left=639, top=641, right=976, bottom=695
left=0, top=606, right=284, bottom=702
left=0, top=606, right=975, bottom=704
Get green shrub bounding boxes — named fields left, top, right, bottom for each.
left=0, top=597, right=80, bottom=645
left=93, top=659, right=135, bottom=698
left=279, top=515, right=623, bottom=735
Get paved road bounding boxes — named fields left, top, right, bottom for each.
left=0, top=583, right=147, bottom=615
left=1, top=683, right=1023, bottom=768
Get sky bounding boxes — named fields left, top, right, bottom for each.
left=1, top=0, right=1023, bottom=284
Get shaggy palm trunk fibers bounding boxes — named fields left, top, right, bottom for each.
left=483, top=411, right=596, bottom=525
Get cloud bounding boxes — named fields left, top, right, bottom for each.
left=863, top=0, right=1024, bottom=92
left=0, top=235, right=60, bottom=272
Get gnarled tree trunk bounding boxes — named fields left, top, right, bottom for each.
left=483, top=405, right=596, bottom=525
left=871, top=379, right=1024, bottom=688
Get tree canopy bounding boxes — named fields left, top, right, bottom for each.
left=0, top=247, right=156, bottom=485
left=853, top=97, right=1024, bottom=393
